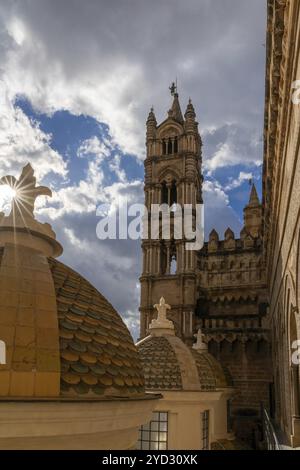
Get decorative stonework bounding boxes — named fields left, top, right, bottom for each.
left=149, top=297, right=175, bottom=335
left=192, top=329, right=208, bottom=352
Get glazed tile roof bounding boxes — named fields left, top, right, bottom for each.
left=137, top=334, right=231, bottom=392
left=137, top=337, right=182, bottom=390
left=190, top=349, right=232, bottom=390
left=48, top=257, right=145, bottom=398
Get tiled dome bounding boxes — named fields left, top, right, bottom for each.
left=48, top=257, right=145, bottom=398
left=137, top=334, right=230, bottom=392
left=0, top=243, right=144, bottom=399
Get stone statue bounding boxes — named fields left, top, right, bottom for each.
left=0, top=163, right=52, bottom=219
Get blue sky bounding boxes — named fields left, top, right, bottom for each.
left=0, top=0, right=266, bottom=338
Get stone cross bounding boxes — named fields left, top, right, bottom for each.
left=154, top=297, right=171, bottom=323
left=0, top=163, right=52, bottom=219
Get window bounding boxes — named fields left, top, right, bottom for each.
left=170, top=254, right=177, bottom=275
left=161, top=182, right=168, bottom=204
left=138, top=411, right=168, bottom=450
left=162, top=139, right=167, bottom=155
left=170, top=181, right=177, bottom=205
left=174, top=136, right=178, bottom=153
left=201, top=410, right=209, bottom=450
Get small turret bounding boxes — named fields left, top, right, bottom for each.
left=208, top=229, right=219, bottom=253
left=146, top=106, right=157, bottom=140
left=243, top=183, right=262, bottom=238
left=184, top=98, right=197, bottom=133
left=224, top=227, right=235, bottom=250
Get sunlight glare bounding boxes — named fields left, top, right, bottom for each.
left=0, top=185, right=17, bottom=215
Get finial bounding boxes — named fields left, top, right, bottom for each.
left=149, top=297, right=175, bottom=336
left=0, top=163, right=62, bottom=258
left=0, top=163, right=52, bottom=219
left=154, top=297, right=171, bottom=322
left=193, top=329, right=208, bottom=352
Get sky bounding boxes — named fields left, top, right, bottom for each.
left=0, top=0, right=267, bottom=339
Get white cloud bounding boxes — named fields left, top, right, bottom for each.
left=224, top=171, right=253, bottom=191
left=77, top=136, right=111, bottom=161
left=203, top=179, right=242, bottom=237
left=0, top=82, right=67, bottom=181
left=0, top=0, right=266, bottom=159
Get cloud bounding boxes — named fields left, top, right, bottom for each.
left=77, top=135, right=111, bottom=161
left=224, top=171, right=253, bottom=191
left=0, top=0, right=266, bottom=158
left=0, top=83, right=67, bottom=183
left=203, top=179, right=242, bottom=237
left=203, top=124, right=263, bottom=174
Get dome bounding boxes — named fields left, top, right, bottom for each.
left=136, top=298, right=231, bottom=392
left=137, top=334, right=230, bottom=392
left=49, top=257, right=145, bottom=398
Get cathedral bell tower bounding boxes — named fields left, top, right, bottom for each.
left=139, top=84, right=203, bottom=341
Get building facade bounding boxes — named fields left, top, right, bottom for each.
left=263, top=0, right=300, bottom=448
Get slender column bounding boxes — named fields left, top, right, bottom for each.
left=166, top=244, right=170, bottom=274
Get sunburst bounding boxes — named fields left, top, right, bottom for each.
left=0, top=183, right=17, bottom=215
left=0, top=164, right=52, bottom=228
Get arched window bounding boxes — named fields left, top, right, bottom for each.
left=169, top=243, right=177, bottom=275
left=170, top=180, right=177, bottom=206
left=168, top=138, right=172, bottom=155
left=174, top=136, right=178, bottom=153
left=160, top=244, right=167, bottom=275
left=161, top=182, right=168, bottom=204
left=170, top=254, right=177, bottom=275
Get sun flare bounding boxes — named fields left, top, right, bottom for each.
left=0, top=184, right=17, bottom=214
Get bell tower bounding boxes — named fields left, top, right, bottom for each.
left=139, top=84, right=203, bottom=341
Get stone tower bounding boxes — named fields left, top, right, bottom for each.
left=139, top=86, right=203, bottom=340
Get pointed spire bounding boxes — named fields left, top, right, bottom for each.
left=185, top=98, right=196, bottom=120
left=146, top=106, right=157, bottom=141
left=169, top=93, right=184, bottom=123
left=146, top=106, right=157, bottom=125
left=243, top=183, right=262, bottom=238
left=248, top=183, right=260, bottom=207
left=225, top=227, right=234, bottom=240
left=209, top=229, right=219, bottom=242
